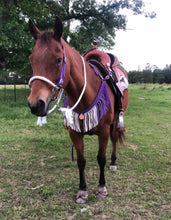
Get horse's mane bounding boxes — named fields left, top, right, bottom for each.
left=40, top=31, right=53, bottom=44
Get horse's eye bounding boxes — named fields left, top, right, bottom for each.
left=56, top=58, right=62, bottom=65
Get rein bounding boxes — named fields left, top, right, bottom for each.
left=28, top=45, right=87, bottom=117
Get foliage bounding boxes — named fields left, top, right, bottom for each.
left=128, top=64, right=171, bottom=84
left=0, top=0, right=155, bottom=76
left=0, top=84, right=170, bottom=219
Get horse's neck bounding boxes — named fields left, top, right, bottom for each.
left=64, top=44, right=101, bottom=111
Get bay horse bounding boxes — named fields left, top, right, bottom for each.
left=27, top=17, right=128, bottom=204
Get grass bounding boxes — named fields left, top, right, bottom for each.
left=0, top=84, right=171, bottom=219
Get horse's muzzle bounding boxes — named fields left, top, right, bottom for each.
left=28, top=99, right=47, bottom=116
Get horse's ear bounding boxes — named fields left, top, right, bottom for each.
left=28, top=19, right=41, bottom=40
left=53, top=16, right=63, bottom=41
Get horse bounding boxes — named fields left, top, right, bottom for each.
left=27, top=16, right=128, bottom=204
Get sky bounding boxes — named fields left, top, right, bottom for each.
left=110, top=0, right=171, bottom=71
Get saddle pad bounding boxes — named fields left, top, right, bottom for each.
left=84, top=48, right=128, bottom=95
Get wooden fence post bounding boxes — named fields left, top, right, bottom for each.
left=14, top=83, right=16, bottom=102
left=4, top=78, right=6, bottom=102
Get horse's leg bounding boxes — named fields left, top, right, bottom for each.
left=96, top=133, right=109, bottom=199
left=110, top=117, right=126, bottom=170
left=110, top=124, right=118, bottom=170
left=69, top=129, right=88, bottom=204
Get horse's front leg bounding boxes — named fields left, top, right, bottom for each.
left=69, top=129, right=88, bottom=204
left=96, top=133, right=109, bottom=199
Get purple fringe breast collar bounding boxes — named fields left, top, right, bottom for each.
left=63, top=80, right=111, bottom=132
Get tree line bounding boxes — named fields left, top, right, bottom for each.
left=128, top=64, right=171, bottom=84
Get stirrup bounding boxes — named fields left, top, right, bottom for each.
left=118, top=111, right=124, bottom=128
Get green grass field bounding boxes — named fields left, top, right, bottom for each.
left=0, top=84, right=170, bottom=219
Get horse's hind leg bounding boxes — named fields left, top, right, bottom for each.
left=96, top=133, right=109, bottom=198
left=110, top=119, right=126, bottom=170
left=69, top=130, right=88, bottom=204
left=110, top=124, right=118, bottom=170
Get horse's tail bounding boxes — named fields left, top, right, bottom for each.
left=117, top=127, right=126, bottom=145
left=114, top=88, right=128, bottom=145
left=110, top=123, right=126, bottom=146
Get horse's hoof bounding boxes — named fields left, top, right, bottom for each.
left=109, top=165, right=117, bottom=170
left=76, top=190, right=88, bottom=204
left=96, top=186, right=108, bottom=199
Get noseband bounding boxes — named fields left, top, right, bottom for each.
left=28, top=75, right=61, bottom=90
left=28, top=44, right=87, bottom=116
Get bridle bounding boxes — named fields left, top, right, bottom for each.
left=28, top=44, right=66, bottom=114
left=28, top=44, right=87, bottom=121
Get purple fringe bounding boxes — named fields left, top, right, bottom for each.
left=64, top=80, right=110, bottom=123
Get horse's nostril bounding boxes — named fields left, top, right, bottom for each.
left=28, top=99, right=46, bottom=116
left=37, top=99, right=45, bottom=110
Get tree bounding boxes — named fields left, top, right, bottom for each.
left=0, top=0, right=155, bottom=77
left=128, top=65, right=171, bottom=84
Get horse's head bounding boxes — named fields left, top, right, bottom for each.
left=28, top=17, right=66, bottom=116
